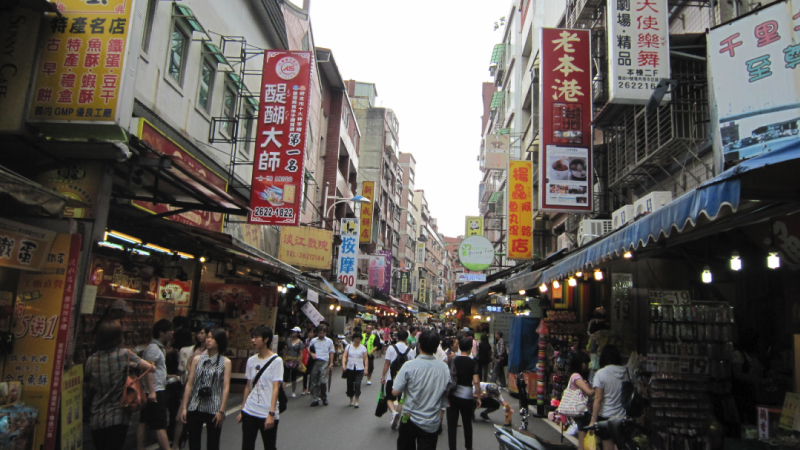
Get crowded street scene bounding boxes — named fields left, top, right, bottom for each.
left=2, top=0, right=800, bottom=449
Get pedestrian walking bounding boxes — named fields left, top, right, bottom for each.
left=138, top=319, right=174, bottom=450
left=179, top=328, right=232, bottom=450
left=308, top=324, right=335, bottom=406
left=490, top=332, right=507, bottom=388
left=342, top=330, right=369, bottom=407
left=477, top=334, right=492, bottom=381
left=283, top=326, right=305, bottom=398
left=381, top=330, right=416, bottom=429
left=238, top=325, right=283, bottom=450
left=173, top=326, right=208, bottom=450
left=363, top=324, right=378, bottom=385
left=447, top=337, right=481, bottom=450
left=589, top=345, right=628, bottom=450
left=392, top=329, right=450, bottom=450
left=85, top=320, right=154, bottom=450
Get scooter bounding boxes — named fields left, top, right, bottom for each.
left=494, top=425, right=575, bottom=450
left=585, top=417, right=645, bottom=450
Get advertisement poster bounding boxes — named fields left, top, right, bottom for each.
left=483, top=134, right=510, bottom=170
left=539, top=28, right=593, bottom=213
left=4, top=233, right=81, bottom=450
left=465, top=216, right=484, bottom=237
left=37, top=162, right=104, bottom=219
left=88, top=255, right=158, bottom=301
left=0, top=218, right=58, bottom=271
left=249, top=51, right=313, bottom=226
left=301, top=302, right=324, bottom=327
left=368, top=255, right=386, bottom=288
left=709, top=1, right=800, bottom=163
left=377, top=249, right=392, bottom=294
left=157, top=279, right=192, bottom=306
left=359, top=181, right=375, bottom=243
left=507, top=161, right=534, bottom=259
left=337, top=218, right=359, bottom=294
left=28, top=0, right=134, bottom=123
left=278, top=226, right=333, bottom=270
left=61, top=365, right=83, bottom=450
left=607, top=0, right=670, bottom=104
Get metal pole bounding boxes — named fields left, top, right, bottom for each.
left=322, top=182, right=330, bottom=226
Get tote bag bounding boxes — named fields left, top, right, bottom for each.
left=556, top=378, right=588, bottom=417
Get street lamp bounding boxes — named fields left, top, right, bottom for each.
left=324, top=195, right=371, bottom=221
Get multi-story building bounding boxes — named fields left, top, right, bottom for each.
left=398, top=152, right=419, bottom=296
left=444, top=235, right=466, bottom=288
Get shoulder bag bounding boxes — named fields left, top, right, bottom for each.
left=250, top=355, right=288, bottom=413
left=556, top=375, right=589, bottom=417
left=120, top=350, right=148, bottom=413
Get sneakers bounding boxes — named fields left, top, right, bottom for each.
left=391, top=412, right=401, bottom=430
left=301, top=390, right=309, bottom=396
left=354, top=402, right=359, bottom=408
left=291, top=393, right=296, bottom=398
left=322, top=399, right=329, bottom=406
left=310, top=400, right=320, bottom=407
left=366, top=381, right=372, bottom=385
left=480, top=412, right=491, bottom=422
left=349, top=398, right=354, bottom=407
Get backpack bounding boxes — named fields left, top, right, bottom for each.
left=620, top=368, right=644, bottom=418
left=120, top=350, right=147, bottom=413
left=390, top=344, right=411, bottom=379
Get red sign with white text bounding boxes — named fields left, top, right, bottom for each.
left=249, top=51, right=313, bottom=226
left=539, top=28, right=593, bottom=213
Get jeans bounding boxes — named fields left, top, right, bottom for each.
left=491, top=362, right=506, bottom=387
left=309, top=359, right=329, bottom=401
left=447, top=395, right=475, bottom=450
left=91, top=424, right=128, bottom=450
left=346, top=369, right=364, bottom=398
left=186, top=411, right=222, bottom=450
left=397, top=419, right=439, bottom=450
left=303, top=359, right=314, bottom=390
left=240, top=411, right=279, bottom=450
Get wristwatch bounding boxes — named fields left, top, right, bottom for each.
left=268, top=411, right=276, bottom=417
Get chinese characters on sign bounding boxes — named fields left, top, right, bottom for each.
left=483, top=134, right=510, bottom=170
left=0, top=218, right=57, bottom=271
left=249, top=51, right=313, bottom=226
left=607, top=0, right=671, bottom=104
left=61, top=365, right=83, bottom=450
left=29, top=0, right=132, bottom=123
left=418, top=277, right=426, bottom=304
left=277, top=227, right=333, bottom=270
left=359, top=181, right=375, bottom=243
left=507, top=161, right=533, bottom=260
left=377, top=249, right=392, bottom=294
left=465, top=216, right=483, bottom=237
left=539, top=28, right=593, bottom=213
left=337, top=218, right=359, bottom=294
left=708, top=1, right=800, bottom=163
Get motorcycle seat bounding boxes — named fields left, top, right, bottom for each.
left=516, top=429, right=576, bottom=450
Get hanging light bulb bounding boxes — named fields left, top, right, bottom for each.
left=702, top=266, right=712, bottom=283
left=199, top=256, right=207, bottom=263
left=768, top=251, right=780, bottom=269
left=594, top=269, right=603, bottom=281
left=329, top=304, right=335, bottom=310
left=575, top=271, right=583, bottom=277
left=623, top=251, right=633, bottom=259
left=336, top=305, right=341, bottom=311
left=730, top=251, right=742, bottom=271
left=519, top=289, right=526, bottom=295
left=568, top=277, right=577, bottom=287
left=552, top=280, right=560, bottom=289
left=539, top=283, right=548, bottom=292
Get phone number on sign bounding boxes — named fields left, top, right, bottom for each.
left=253, top=207, right=295, bottom=218
left=618, top=82, right=660, bottom=90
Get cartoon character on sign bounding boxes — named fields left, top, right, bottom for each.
left=468, top=220, right=480, bottom=234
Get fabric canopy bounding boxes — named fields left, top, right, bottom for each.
left=320, top=278, right=363, bottom=311
left=0, top=165, right=69, bottom=215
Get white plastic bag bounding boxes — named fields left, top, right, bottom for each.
left=566, top=421, right=579, bottom=436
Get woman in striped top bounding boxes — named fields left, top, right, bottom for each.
left=180, top=328, right=231, bottom=450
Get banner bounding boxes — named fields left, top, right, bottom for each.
left=465, top=216, right=484, bottom=237
left=61, top=365, right=83, bottom=450
left=278, top=226, right=333, bottom=269
left=456, top=273, right=487, bottom=283
left=400, top=271, right=410, bottom=294
left=539, top=28, right=593, bottom=213
left=483, top=134, right=510, bottom=170
left=28, top=0, right=133, bottom=123
left=301, top=301, right=324, bottom=326
left=416, top=242, right=425, bottom=264
left=401, top=293, right=413, bottom=304
left=337, top=218, right=359, bottom=293
left=359, top=181, right=375, bottom=243
left=377, top=249, right=392, bottom=294
left=607, top=0, right=670, bottom=104
left=5, top=233, right=81, bottom=450
left=0, top=218, right=57, bottom=271
left=709, top=1, right=800, bottom=163
left=508, top=161, right=533, bottom=259
left=418, top=277, right=427, bottom=304
left=368, top=255, right=386, bottom=288
left=249, top=51, right=313, bottom=226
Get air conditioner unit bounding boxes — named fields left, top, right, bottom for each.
left=634, top=191, right=673, bottom=218
left=578, top=220, right=612, bottom=246
left=612, top=205, right=635, bottom=230
left=557, top=233, right=573, bottom=251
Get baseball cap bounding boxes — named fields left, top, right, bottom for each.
left=291, top=326, right=301, bottom=333
left=110, top=299, right=133, bottom=313
left=461, top=327, right=470, bottom=333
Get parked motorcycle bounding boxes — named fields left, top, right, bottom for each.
left=494, top=424, right=575, bottom=450
left=585, top=417, right=647, bottom=450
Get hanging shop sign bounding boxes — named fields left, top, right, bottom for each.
left=400, top=271, right=410, bottom=294
left=157, top=279, right=192, bottom=307
left=133, top=119, right=228, bottom=233
left=0, top=218, right=58, bottom=271
left=28, top=0, right=133, bottom=123
left=37, top=162, right=103, bottom=219
left=607, top=0, right=670, bottom=104
left=301, top=301, right=324, bottom=327
left=5, top=233, right=81, bottom=450
left=249, top=51, right=313, bottom=226
left=378, top=249, right=392, bottom=294
left=337, top=218, right=359, bottom=294
left=61, top=364, right=83, bottom=450
left=458, top=235, right=495, bottom=271
left=278, top=226, right=333, bottom=270
left=226, top=222, right=267, bottom=254
left=539, top=28, right=593, bottom=213
left=709, top=1, right=800, bottom=163
left=507, top=161, right=534, bottom=260
left=483, top=134, right=510, bottom=170
left=416, top=242, right=425, bottom=264
left=401, top=293, right=413, bottom=304
left=0, top=7, right=41, bottom=133
left=465, top=216, right=484, bottom=237
left=456, top=273, right=487, bottom=283
left=368, top=255, right=386, bottom=288
left=485, top=218, right=503, bottom=230
left=88, top=255, right=158, bottom=301
left=418, top=277, right=427, bottom=304
left=359, top=181, right=375, bottom=242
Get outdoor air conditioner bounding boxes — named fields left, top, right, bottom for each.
left=612, top=205, right=635, bottom=230
left=578, top=220, right=612, bottom=246
left=634, top=191, right=673, bottom=218
left=557, top=233, right=573, bottom=251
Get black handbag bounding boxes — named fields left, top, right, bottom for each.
left=375, top=385, right=388, bottom=417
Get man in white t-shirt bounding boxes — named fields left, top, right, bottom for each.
left=381, top=330, right=416, bottom=430
left=238, top=325, right=283, bottom=450
left=308, top=324, right=335, bottom=406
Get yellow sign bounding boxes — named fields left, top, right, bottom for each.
left=780, top=392, right=800, bottom=431
left=465, top=216, right=483, bottom=237
left=419, top=277, right=426, bottom=303
left=37, top=161, right=103, bottom=219
left=0, top=217, right=58, bottom=271
left=508, top=161, right=533, bottom=260
left=61, top=365, right=84, bottom=450
left=278, top=227, right=334, bottom=270
left=360, top=181, right=375, bottom=243
left=28, top=0, right=133, bottom=122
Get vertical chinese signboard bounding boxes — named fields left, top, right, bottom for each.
left=337, top=218, right=359, bottom=294
left=607, top=0, right=670, bottom=104
left=539, top=28, right=593, bottom=213
left=418, top=277, right=427, bottom=304
left=483, top=134, right=510, bottom=170
left=508, top=161, right=533, bottom=260
left=400, top=271, right=410, bottom=294
left=709, top=1, right=800, bottom=163
left=5, top=233, right=82, bottom=450
left=359, top=181, right=375, bottom=243
left=465, top=216, right=484, bottom=237
left=61, top=365, right=83, bottom=450
left=378, top=249, right=392, bottom=294
left=249, top=51, right=313, bottom=226
left=28, top=0, right=133, bottom=122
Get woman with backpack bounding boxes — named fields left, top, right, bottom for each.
left=85, top=320, right=154, bottom=450
left=588, top=345, right=628, bottom=450
left=342, top=330, right=369, bottom=407
left=447, top=337, right=482, bottom=450
left=180, top=328, right=232, bottom=450
left=238, top=325, right=283, bottom=450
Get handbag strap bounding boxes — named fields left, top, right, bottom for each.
left=252, top=355, right=279, bottom=388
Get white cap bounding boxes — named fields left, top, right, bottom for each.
left=111, top=299, right=133, bottom=313
left=291, top=326, right=302, bottom=333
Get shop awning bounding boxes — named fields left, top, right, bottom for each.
left=505, top=270, right=542, bottom=293
left=0, top=165, right=72, bottom=216
left=542, top=140, right=800, bottom=283
left=319, top=278, right=364, bottom=312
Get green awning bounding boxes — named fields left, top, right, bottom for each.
left=497, top=128, right=510, bottom=135
left=203, top=43, right=227, bottom=65
left=490, top=91, right=505, bottom=109
left=490, top=44, right=506, bottom=64
left=488, top=192, right=503, bottom=203
left=226, top=73, right=245, bottom=92
left=173, top=4, right=204, bottom=33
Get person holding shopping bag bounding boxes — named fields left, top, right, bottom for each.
left=179, top=328, right=231, bottom=450
left=342, top=330, right=369, bottom=407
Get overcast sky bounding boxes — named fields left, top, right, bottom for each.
left=299, top=0, right=511, bottom=237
